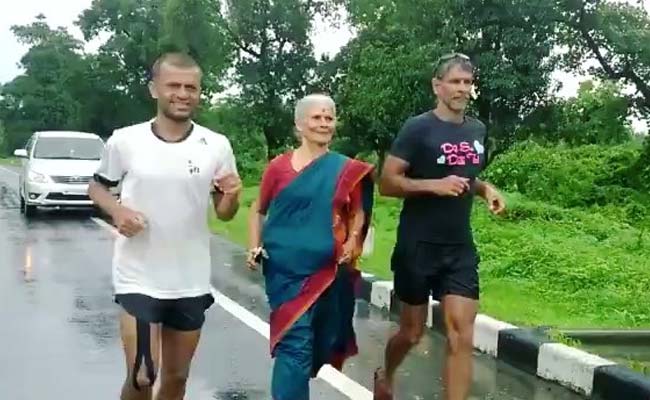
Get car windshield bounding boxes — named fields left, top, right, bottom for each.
left=33, top=137, right=104, bottom=160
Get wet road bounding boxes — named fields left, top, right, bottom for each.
left=0, top=165, right=585, bottom=399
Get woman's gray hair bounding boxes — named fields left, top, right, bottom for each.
left=293, top=94, right=337, bottom=139
left=294, top=94, right=336, bottom=122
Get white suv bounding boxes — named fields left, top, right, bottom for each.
left=14, top=131, right=105, bottom=217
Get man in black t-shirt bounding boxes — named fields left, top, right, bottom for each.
left=373, top=54, right=506, bottom=400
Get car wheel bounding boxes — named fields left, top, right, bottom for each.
left=19, top=194, right=25, bottom=214
left=24, top=203, right=36, bottom=219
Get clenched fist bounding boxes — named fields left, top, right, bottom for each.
left=214, top=173, right=242, bottom=196
left=111, top=206, right=147, bottom=238
left=431, top=175, right=470, bottom=197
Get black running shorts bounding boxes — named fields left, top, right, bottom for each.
left=115, top=293, right=214, bottom=331
left=391, top=240, right=480, bottom=306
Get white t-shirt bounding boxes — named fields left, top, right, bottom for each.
left=95, top=120, right=238, bottom=299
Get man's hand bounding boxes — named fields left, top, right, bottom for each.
left=214, top=173, right=242, bottom=196
left=484, top=185, right=506, bottom=215
left=111, top=206, right=147, bottom=237
left=431, top=175, right=470, bottom=197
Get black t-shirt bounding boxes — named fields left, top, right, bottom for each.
left=389, top=111, right=487, bottom=244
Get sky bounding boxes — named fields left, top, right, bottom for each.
left=0, top=0, right=354, bottom=84
left=1, top=0, right=648, bottom=131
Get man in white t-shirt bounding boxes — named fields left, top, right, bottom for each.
left=88, top=52, right=241, bottom=400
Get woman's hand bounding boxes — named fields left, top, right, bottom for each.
left=246, top=247, right=267, bottom=270
left=338, top=235, right=359, bottom=265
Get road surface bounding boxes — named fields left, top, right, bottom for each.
left=0, top=165, right=584, bottom=399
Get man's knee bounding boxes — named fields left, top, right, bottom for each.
left=161, top=369, right=190, bottom=388
left=446, top=323, right=474, bottom=354
left=397, top=325, right=425, bottom=347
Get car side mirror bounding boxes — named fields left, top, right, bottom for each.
left=13, top=149, right=28, bottom=158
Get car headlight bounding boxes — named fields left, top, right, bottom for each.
left=28, top=170, right=52, bottom=184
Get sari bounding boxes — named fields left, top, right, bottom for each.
left=261, top=151, right=374, bottom=400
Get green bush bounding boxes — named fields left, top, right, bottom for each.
left=472, top=194, right=650, bottom=328
left=622, top=137, right=650, bottom=193
left=483, top=141, right=649, bottom=225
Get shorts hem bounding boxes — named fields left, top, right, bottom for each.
left=113, top=286, right=212, bottom=300
left=114, top=293, right=214, bottom=331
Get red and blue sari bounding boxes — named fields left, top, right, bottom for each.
left=261, top=151, right=374, bottom=400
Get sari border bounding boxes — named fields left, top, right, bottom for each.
left=269, top=264, right=337, bottom=353
left=333, top=159, right=376, bottom=265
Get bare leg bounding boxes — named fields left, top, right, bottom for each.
left=375, top=302, right=428, bottom=398
left=119, top=311, right=161, bottom=400
left=442, top=295, right=477, bottom=400
left=155, top=326, right=202, bottom=400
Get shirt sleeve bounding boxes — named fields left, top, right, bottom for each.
left=388, top=118, right=420, bottom=165
left=93, top=133, right=125, bottom=187
left=213, top=138, right=239, bottom=180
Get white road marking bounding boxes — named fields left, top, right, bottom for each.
left=91, top=217, right=374, bottom=400
left=2, top=164, right=373, bottom=397
left=0, top=165, right=19, bottom=176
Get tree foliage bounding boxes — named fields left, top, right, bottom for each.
left=218, top=0, right=325, bottom=159
left=334, top=0, right=559, bottom=154
left=0, top=15, right=89, bottom=148
left=558, top=0, right=650, bottom=122
left=77, top=0, right=165, bottom=125
left=517, top=80, right=632, bottom=145
left=0, top=0, right=647, bottom=164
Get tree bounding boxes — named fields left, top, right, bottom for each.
left=331, top=28, right=437, bottom=163
left=516, top=80, right=632, bottom=145
left=218, top=0, right=327, bottom=159
left=160, top=0, right=233, bottom=94
left=77, top=0, right=165, bottom=130
left=334, top=0, right=559, bottom=157
left=77, top=0, right=233, bottom=136
left=558, top=0, right=650, bottom=123
left=0, top=15, right=89, bottom=144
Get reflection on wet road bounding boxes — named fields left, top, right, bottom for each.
left=0, top=166, right=585, bottom=399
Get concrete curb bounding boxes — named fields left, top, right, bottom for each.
left=356, top=273, right=650, bottom=399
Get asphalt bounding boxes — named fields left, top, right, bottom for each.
left=0, top=165, right=585, bottom=399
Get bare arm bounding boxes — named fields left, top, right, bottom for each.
left=212, top=191, right=240, bottom=221
left=88, top=179, right=146, bottom=237
left=248, top=198, right=264, bottom=249
left=474, top=178, right=506, bottom=215
left=88, top=179, right=121, bottom=217
left=245, top=197, right=267, bottom=269
left=474, top=179, right=492, bottom=198
left=378, top=156, right=435, bottom=197
left=347, top=207, right=365, bottom=240
left=211, top=172, right=242, bottom=221
left=339, top=200, right=367, bottom=264
left=378, top=155, right=469, bottom=198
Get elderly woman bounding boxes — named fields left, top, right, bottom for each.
left=247, top=94, right=375, bottom=400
